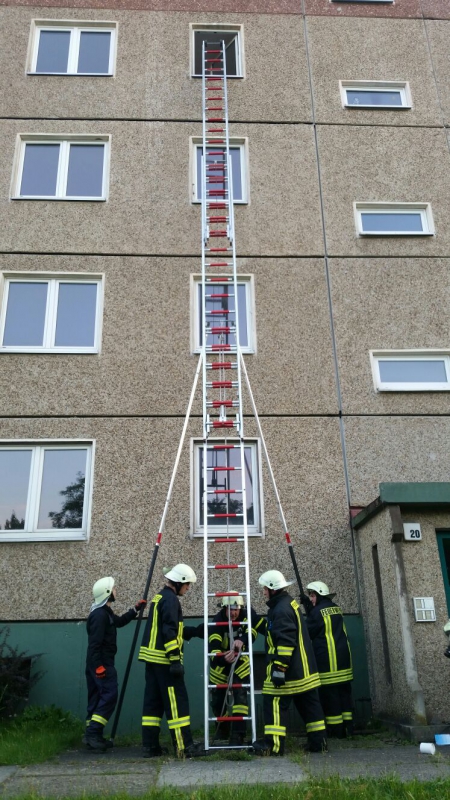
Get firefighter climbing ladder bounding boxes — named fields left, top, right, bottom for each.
left=200, top=38, right=256, bottom=751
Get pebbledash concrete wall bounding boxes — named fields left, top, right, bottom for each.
left=1, top=0, right=450, bottom=728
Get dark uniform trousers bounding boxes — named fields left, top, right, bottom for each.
left=211, top=686, right=248, bottom=737
left=263, top=688, right=325, bottom=755
left=142, top=663, right=194, bottom=752
left=319, top=681, right=353, bottom=736
left=85, top=664, right=118, bottom=734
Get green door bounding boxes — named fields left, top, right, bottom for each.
left=437, top=530, right=450, bottom=614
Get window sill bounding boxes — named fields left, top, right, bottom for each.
left=358, top=232, right=434, bottom=237
left=376, top=386, right=450, bottom=392
left=0, top=348, right=99, bottom=354
left=11, top=196, right=107, bottom=202
left=192, top=530, right=263, bottom=538
left=0, top=533, right=88, bottom=543
left=27, top=71, right=113, bottom=77
left=344, top=104, right=410, bottom=110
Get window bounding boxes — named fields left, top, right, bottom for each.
left=0, top=442, right=94, bottom=542
left=340, top=81, right=411, bottom=109
left=354, top=203, right=434, bottom=236
left=192, top=139, right=248, bottom=204
left=191, top=439, right=263, bottom=537
left=0, top=274, right=103, bottom=353
left=370, top=351, right=450, bottom=391
left=29, top=21, right=116, bottom=75
left=191, top=275, right=255, bottom=354
left=191, top=25, right=243, bottom=78
left=13, top=136, right=110, bottom=200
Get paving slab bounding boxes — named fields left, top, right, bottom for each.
left=305, top=744, right=450, bottom=783
left=156, top=757, right=306, bottom=787
left=0, top=768, right=17, bottom=786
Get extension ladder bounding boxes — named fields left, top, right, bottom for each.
left=200, top=39, right=257, bottom=751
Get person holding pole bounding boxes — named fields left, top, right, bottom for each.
left=138, top=563, right=205, bottom=758
left=253, top=570, right=327, bottom=756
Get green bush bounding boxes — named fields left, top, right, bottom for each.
left=0, top=627, right=43, bottom=718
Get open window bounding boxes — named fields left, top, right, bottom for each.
left=191, top=24, right=243, bottom=78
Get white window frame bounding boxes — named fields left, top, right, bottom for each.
left=190, top=438, right=264, bottom=538
left=354, top=203, right=434, bottom=237
left=190, top=274, right=256, bottom=355
left=12, top=135, right=111, bottom=201
left=190, top=23, right=244, bottom=79
left=28, top=20, right=117, bottom=76
left=340, top=81, right=411, bottom=110
left=331, top=0, right=393, bottom=4
left=0, top=272, right=104, bottom=354
left=0, top=440, right=95, bottom=542
left=370, top=350, right=450, bottom=392
left=190, top=137, right=249, bottom=204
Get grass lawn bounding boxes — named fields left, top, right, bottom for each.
left=0, top=706, right=83, bottom=766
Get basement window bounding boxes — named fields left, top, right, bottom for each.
left=13, top=136, right=110, bottom=200
left=0, top=274, right=103, bottom=353
left=340, top=81, right=411, bottom=109
left=371, top=351, right=450, bottom=391
left=0, top=442, right=94, bottom=542
left=354, top=203, right=434, bottom=236
left=191, top=25, right=243, bottom=78
left=29, top=21, right=116, bottom=75
left=191, top=275, right=255, bottom=354
left=191, top=439, right=263, bottom=537
left=192, top=139, right=248, bottom=204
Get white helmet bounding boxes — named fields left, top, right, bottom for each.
left=221, top=594, right=244, bottom=608
left=307, top=581, right=333, bottom=598
left=164, top=564, right=197, bottom=584
left=91, top=576, right=115, bottom=611
left=259, top=570, right=293, bottom=590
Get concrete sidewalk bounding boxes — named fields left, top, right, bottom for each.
left=1, top=739, right=450, bottom=796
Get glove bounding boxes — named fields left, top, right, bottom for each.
left=444, top=646, right=450, bottom=659
left=134, top=599, right=147, bottom=612
left=169, top=661, right=184, bottom=678
left=271, top=664, right=286, bottom=688
left=95, top=666, right=106, bottom=679
left=183, top=626, right=197, bottom=642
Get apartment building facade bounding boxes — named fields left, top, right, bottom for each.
left=1, top=0, right=450, bottom=733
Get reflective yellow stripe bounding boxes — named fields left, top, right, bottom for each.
left=292, top=600, right=310, bottom=679
left=306, top=720, right=326, bottom=732
left=168, top=716, right=190, bottom=729
left=164, top=639, right=179, bottom=652
left=168, top=686, right=184, bottom=750
left=142, top=716, right=161, bottom=727
left=263, top=672, right=321, bottom=695
left=149, top=595, right=162, bottom=650
left=324, top=615, right=337, bottom=673
left=326, top=715, right=343, bottom=725
left=209, top=634, right=222, bottom=644
left=343, top=711, right=353, bottom=721
left=277, top=646, right=294, bottom=656
left=265, top=725, right=286, bottom=735
left=319, top=668, right=353, bottom=684
left=232, top=705, right=248, bottom=714
left=91, top=714, right=107, bottom=725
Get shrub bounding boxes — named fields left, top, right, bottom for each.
left=0, top=627, right=43, bottom=718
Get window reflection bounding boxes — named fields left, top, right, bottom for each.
left=199, top=446, right=254, bottom=527
left=38, top=449, right=87, bottom=529
left=0, top=450, right=32, bottom=531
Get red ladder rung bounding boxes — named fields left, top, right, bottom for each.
left=210, top=327, right=232, bottom=333
left=211, top=362, right=233, bottom=368
left=213, top=716, right=246, bottom=722
left=208, top=309, right=231, bottom=315
left=211, top=381, right=233, bottom=387
left=209, top=465, right=237, bottom=470
left=208, top=488, right=238, bottom=493
left=212, top=683, right=245, bottom=689
left=214, top=591, right=241, bottom=596
left=212, top=421, right=235, bottom=427
left=207, top=293, right=233, bottom=298
left=210, top=400, right=233, bottom=406
left=210, top=514, right=241, bottom=519
left=209, top=563, right=240, bottom=568
left=214, top=538, right=243, bottom=543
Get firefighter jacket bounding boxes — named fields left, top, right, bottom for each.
left=262, top=591, right=321, bottom=696
left=208, top=606, right=265, bottom=685
left=305, top=597, right=353, bottom=685
left=86, top=605, right=137, bottom=669
left=139, top=586, right=184, bottom=666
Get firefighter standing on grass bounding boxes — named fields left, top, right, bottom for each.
left=301, top=581, right=354, bottom=738
left=84, top=577, right=146, bottom=752
left=209, top=594, right=265, bottom=745
left=138, top=564, right=204, bottom=758
left=253, top=570, right=327, bottom=756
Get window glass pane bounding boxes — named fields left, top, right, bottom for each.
left=198, top=282, right=248, bottom=348
left=78, top=31, right=111, bottom=74
left=20, top=143, right=60, bottom=197
left=36, top=30, right=70, bottom=73
left=199, top=446, right=254, bottom=527
left=66, top=144, right=104, bottom=197
left=379, top=360, right=447, bottom=383
left=361, top=213, right=423, bottom=233
left=197, top=147, right=242, bottom=201
left=55, top=283, right=97, bottom=347
left=0, top=450, right=31, bottom=531
left=346, top=90, right=402, bottom=106
left=194, top=32, right=238, bottom=76
left=38, top=449, right=87, bottom=529
left=3, top=282, right=48, bottom=346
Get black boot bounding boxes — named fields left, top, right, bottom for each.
left=143, top=745, right=169, bottom=758
left=85, top=733, right=107, bottom=752
left=252, top=738, right=272, bottom=755
left=303, top=735, right=328, bottom=753
left=181, top=742, right=206, bottom=758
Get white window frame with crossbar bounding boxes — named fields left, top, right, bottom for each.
left=190, top=137, right=249, bottom=205
left=370, top=350, right=450, bottom=391
left=0, top=272, right=104, bottom=354
left=190, top=438, right=264, bottom=538
left=28, top=20, right=117, bottom=75
left=0, top=440, right=95, bottom=542
left=190, top=23, right=244, bottom=78
left=11, top=134, right=111, bottom=201
left=190, top=274, right=256, bottom=355
left=340, top=81, right=411, bottom=110
left=354, top=203, right=434, bottom=236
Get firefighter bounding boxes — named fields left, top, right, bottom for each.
left=301, top=581, right=353, bottom=738
left=138, top=563, right=205, bottom=758
left=85, top=576, right=146, bottom=752
left=209, top=594, right=266, bottom=745
left=253, top=570, right=327, bottom=756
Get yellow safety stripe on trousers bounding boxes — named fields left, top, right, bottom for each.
left=263, top=673, right=321, bottom=695
left=325, top=715, right=343, bottom=725
left=232, top=705, right=248, bottom=715
left=167, top=716, right=190, bottom=729
left=264, top=725, right=286, bottom=736
left=91, top=714, right=108, bottom=726
left=164, top=639, right=179, bottom=653
left=272, top=696, right=282, bottom=754
left=319, top=668, right=353, bottom=684
left=306, top=720, right=326, bottom=733
left=342, top=712, right=353, bottom=721
left=292, top=600, right=310, bottom=679
left=149, top=594, right=162, bottom=650
left=324, top=615, right=337, bottom=673
left=168, top=687, right=184, bottom=751
left=142, top=716, right=162, bottom=727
